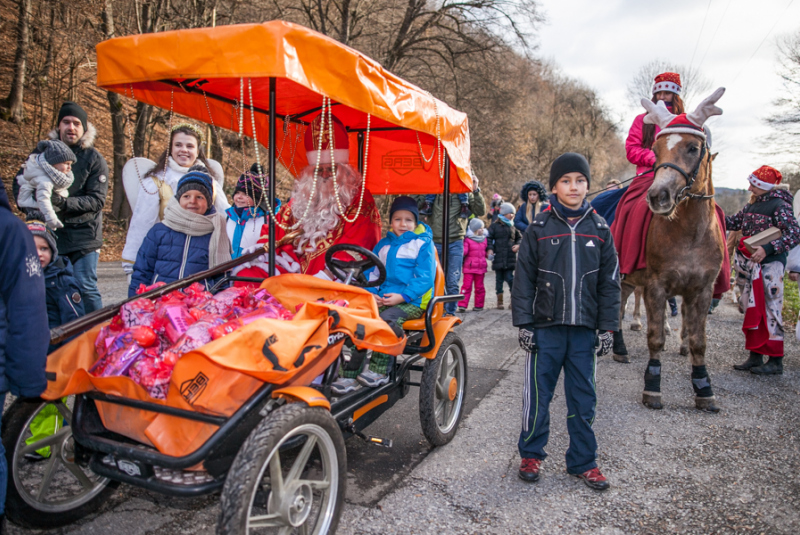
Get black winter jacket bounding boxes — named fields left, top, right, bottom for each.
left=486, top=220, right=522, bottom=270
left=14, top=125, right=109, bottom=255
left=511, top=206, right=620, bottom=332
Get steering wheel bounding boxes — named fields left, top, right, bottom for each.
left=324, top=243, right=386, bottom=288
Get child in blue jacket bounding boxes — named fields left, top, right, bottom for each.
left=332, top=196, right=436, bottom=394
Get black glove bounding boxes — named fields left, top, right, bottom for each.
left=518, top=325, right=536, bottom=352
left=50, top=191, right=66, bottom=210
left=596, top=331, right=613, bottom=356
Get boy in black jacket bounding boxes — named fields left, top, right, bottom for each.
left=511, top=153, right=620, bottom=491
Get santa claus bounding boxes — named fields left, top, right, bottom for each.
left=238, top=113, right=382, bottom=279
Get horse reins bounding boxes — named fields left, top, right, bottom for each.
left=652, top=140, right=714, bottom=203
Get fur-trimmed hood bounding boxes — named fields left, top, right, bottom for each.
left=520, top=180, right=547, bottom=203
left=48, top=122, right=97, bottom=150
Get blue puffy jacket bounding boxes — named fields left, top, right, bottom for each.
left=128, top=222, right=218, bottom=297
left=366, top=223, right=436, bottom=308
left=0, top=186, right=48, bottom=397
left=45, top=256, right=85, bottom=353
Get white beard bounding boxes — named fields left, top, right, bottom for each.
left=291, top=163, right=361, bottom=253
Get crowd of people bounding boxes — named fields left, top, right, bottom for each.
left=2, top=67, right=800, bottom=525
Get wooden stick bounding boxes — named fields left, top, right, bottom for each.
left=50, top=231, right=301, bottom=345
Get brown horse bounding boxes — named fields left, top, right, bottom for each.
left=615, top=88, right=727, bottom=412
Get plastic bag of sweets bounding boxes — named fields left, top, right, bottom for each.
left=166, top=315, right=227, bottom=360
left=90, top=334, right=145, bottom=378
left=153, top=303, right=196, bottom=344
left=209, top=305, right=295, bottom=340
left=120, top=298, right=156, bottom=328
left=182, top=282, right=214, bottom=307
left=191, top=287, right=252, bottom=318
left=128, top=355, right=173, bottom=400
left=135, top=281, right=166, bottom=296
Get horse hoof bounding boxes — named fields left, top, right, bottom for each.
left=630, top=323, right=642, bottom=331
left=695, top=396, right=720, bottom=413
left=679, top=345, right=689, bottom=356
left=642, top=392, right=663, bottom=410
left=613, top=353, right=630, bottom=363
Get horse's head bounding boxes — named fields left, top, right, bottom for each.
left=641, top=88, right=725, bottom=216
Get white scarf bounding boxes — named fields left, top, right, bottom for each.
left=161, top=197, right=232, bottom=269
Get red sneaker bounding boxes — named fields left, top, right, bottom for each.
left=518, top=458, right=542, bottom=482
left=574, top=467, right=610, bottom=491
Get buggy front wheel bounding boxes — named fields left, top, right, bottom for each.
left=218, top=403, right=346, bottom=535
left=419, top=333, right=468, bottom=446
left=2, top=397, right=118, bottom=529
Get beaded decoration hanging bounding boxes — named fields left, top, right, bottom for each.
left=124, top=84, right=175, bottom=196
left=415, top=91, right=445, bottom=178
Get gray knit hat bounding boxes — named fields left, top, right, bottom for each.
left=36, top=140, right=76, bottom=166
left=499, top=202, right=516, bottom=216
left=26, top=210, right=58, bottom=263
left=468, top=218, right=485, bottom=232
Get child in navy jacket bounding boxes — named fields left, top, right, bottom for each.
left=511, top=153, right=620, bottom=491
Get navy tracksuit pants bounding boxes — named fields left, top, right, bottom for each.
left=518, top=325, right=598, bottom=474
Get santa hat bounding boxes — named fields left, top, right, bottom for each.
left=304, top=113, right=350, bottom=166
left=748, top=166, right=782, bottom=191
left=652, top=72, right=682, bottom=95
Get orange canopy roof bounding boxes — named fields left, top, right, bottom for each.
left=96, top=21, right=473, bottom=194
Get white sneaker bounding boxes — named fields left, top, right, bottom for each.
left=357, top=370, right=390, bottom=387
left=331, top=377, right=360, bottom=396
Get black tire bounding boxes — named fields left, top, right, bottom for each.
left=217, top=403, right=346, bottom=535
left=419, top=333, right=468, bottom=446
left=2, top=397, right=118, bottom=529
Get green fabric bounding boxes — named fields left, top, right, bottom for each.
left=26, top=399, right=66, bottom=457
left=415, top=191, right=486, bottom=243
left=339, top=304, right=423, bottom=377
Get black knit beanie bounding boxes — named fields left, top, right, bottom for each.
left=26, top=210, right=58, bottom=262
left=58, top=101, right=88, bottom=131
left=390, top=196, right=420, bottom=223
left=549, top=153, right=591, bottom=190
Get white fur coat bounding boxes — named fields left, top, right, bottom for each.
left=16, top=153, right=74, bottom=229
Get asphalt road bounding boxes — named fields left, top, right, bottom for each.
left=7, top=265, right=800, bottom=534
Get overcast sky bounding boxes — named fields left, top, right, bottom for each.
left=535, top=0, right=800, bottom=189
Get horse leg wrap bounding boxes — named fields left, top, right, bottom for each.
left=691, top=365, right=713, bottom=398
left=644, top=359, right=662, bottom=393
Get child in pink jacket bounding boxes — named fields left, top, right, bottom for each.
left=458, top=218, right=488, bottom=312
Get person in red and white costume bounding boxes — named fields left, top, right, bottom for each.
left=238, top=113, right=382, bottom=279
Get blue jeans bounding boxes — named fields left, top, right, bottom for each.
left=0, top=392, right=7, bottom=515
left=434, top=240, right=464, bottom=314
left=425, top=193, right=468, bottom=204
left=518, top=326, right=598, bottom=474
left=72, top=251, right=102, bottom=313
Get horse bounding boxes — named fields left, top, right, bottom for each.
left=614, top=88, right=727, bottom=413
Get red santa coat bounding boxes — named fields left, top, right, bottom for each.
left=238, top=188, right=382, bottom=278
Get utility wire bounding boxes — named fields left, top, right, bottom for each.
left=688, top=0, right=714, bottom=72
left=729, top=0, right=796, bottom=85
left=697, top=0, right=733, bottom=70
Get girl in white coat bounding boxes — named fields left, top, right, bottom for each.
left=121, top=123, right=230, bottom=274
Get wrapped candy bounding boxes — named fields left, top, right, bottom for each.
left=166, top=316, right=226, bottom=359
left=90, top=333, right=145, bottom=378
left=182, top=282, right=213, bottom=307
left=128, top=355, right=173, bottom=400
left=95, top=323, right=123, bottom=359
left=209, top=305, right=295, bottom=340
left=120, top=299, right=156, bottom=328
left=153, top=303, right=196, bottom=343
left=131, top=326, right=157, bottom=347
left=190, top=287, right=251, bottom=318
left=136, top=281, right=166, bottom=295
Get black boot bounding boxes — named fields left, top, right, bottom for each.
left=734, top=351, right=763, bottom=371
left=751, top=356, right=783, bottom=375
left=612, top=330, right=629, bottom=363
left=668, top=297, right=678, bottom=317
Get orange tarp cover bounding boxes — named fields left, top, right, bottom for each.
left=96, top=21, right=472, bottom=194
left=42, top=275, right=405, bottom=457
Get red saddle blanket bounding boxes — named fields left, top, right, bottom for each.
left=610, top=176, right=731, bottom=296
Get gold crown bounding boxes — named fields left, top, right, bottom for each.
left=171, top=122, right=204, bottom=143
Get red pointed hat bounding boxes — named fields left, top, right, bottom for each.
left=748, top=165, right=782, bottom=190
left=653, top=72, right=682, bottom=95
left=304, top=113, right=350, bottom=166
left=656, top=113, right=706, bottom=140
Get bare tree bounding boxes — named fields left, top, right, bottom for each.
left=765, top=30, right=800, bottom=166
left=625, top=59, right=713, bottom=110
left=3, top=0, right=32, bottom=123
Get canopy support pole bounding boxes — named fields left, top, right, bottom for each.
left=441, top=153, right=451, bottom=279
left=268, top=77, right=277, bottom=277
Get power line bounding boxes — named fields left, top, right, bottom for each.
left=688, top=0, right=714, bottom=71
left=729, top=0, right=796, bottom=85
left=697, top=0, right=733, bottom=70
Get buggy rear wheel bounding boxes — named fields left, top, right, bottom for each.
left=2, top=397, right=118, bottom=529
left=419, top=333, right=468, bottom=446
left=218, top=403, right=346, bottom=535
